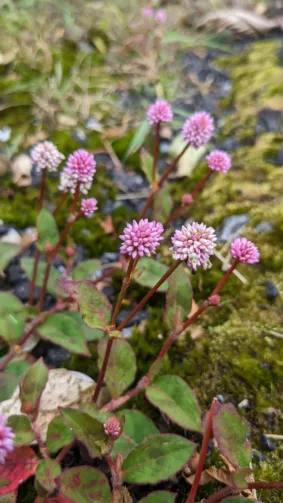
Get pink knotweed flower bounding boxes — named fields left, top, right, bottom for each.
left=230, top=238, right=259, bottom=264
left=183, top=111, right=214, bottom=148
left=59, top=149, right=96, bottom=194
left=104, top=417, right=121, bottom=438
left=147, top=99, right=173, bottom=125
left=155, top=9, right=167, bottom=23
left=142, top=6, right=153, bottom=18
left=206, top=150, right=231, bottom=173
left=0, top=414, right=15, bottom=464
left=120, top=219, right=164, bottom=259
left=31, top=141, right=64, bottom=172
left=81, top=198, right=98, bottom=216
left=170, top=222, right=217, bottom=271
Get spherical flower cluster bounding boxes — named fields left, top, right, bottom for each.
left=59, top=149, right=96, bottom=194
left=230, top=238, right=259, bottom=264
left=31, top=141, right=64, bottom=172
left=147, top=99, right=173, bottom=125
left=104, top=417, right=121, bottom=438
left=182, top=111, right=214, bottom=148
left=142, top=6, right=153, bottom=18
left=81, top=198, right=98, bottom=216
left=0, top=413, right=14, bottom=464
left=170, top=222, right=217, bottom=271
left=206, top=150, right=231, bottom=173
left=155, top=9, right=167, bottom=23
left=120, top=219, right=164, bottom=259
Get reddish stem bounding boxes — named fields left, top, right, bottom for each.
left=56, top=440, right=76, bottom=463
left=202, top=488, right=234, bottom=503
left=29, top=168, right=47, bottom=306
left=52, top=191, right=68, bottom=216
left=102, top=260, right=240, bottom=413
left=186, top=398, right=218, bottom=503
left=111, top=258, right=135, bottom=327
left=140, top=142, right=190, bottom=218
left=152, top=122, right=160, bottom=185
left=164, top=170, right=213, bottom=228
left=117, top=260, right=181, bottom=332
left=203, top=482, right=283, bottom=503
left=93, top=338, right=114, bottom=403
left=38, top=262, right=51, bottom=312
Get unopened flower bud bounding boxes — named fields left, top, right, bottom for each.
left=182, top=193, right=193, bottom=206
left=44, top=243, right=53, bottom=254
left=66, top=246, right=76, bottom=257
left=208, top=294, right=221, bottom=306
left=104, top=416, right=121, bottom=438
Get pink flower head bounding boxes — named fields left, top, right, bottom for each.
left=81, top=198, right=98, bottom=216
left=104, top=417, right=121, bottom=438
left=230, top=238, right=260, bottom=264
left=120, top=219, right=164, bottom=259
left=206, top=150, right=231, bottom=173
left=0, top=414, right=15, bottom=464
left=182, top=111, right=214, bottom=148
left=147, top=99, right=173, bottom=125
left=170, top=222, right=217, bottom=271
left=155, top=9, right=167, bottom=23
left=59, top=149, right=96, bottom=194
left=142, top=6, right=153, bottom=18
left=31, top=141, right=64, bottom=172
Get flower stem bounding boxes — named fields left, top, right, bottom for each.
left=186, top=398, right=218, bottom=503
left=92, top=258, right=137, bottom=404
left=52, top=191, right=68, bottom=215
left=29, top=168, right=47, bottom=306
left=117, top=260, right=181, bottom=332
left=163, top=170, right=212, bottom=228
left=152, top=122, right=160, bottom=185
left=203, top=482, right=283, bottom=503
left=38, top=261, right=51, bottom=312
left=140, top=143, right=190, bottom=218
left=102, top=260, right=240, bottom=413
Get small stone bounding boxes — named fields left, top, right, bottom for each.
left=5, top=262, right=26, bottom=285
left=255, top=221, right=274, bottom=233
left=11, top=154, right=32, bottom=187
left=121, top=327, right=133, bottom=339
left=216, top=394, right=225, bottom=403
left=238, top=398, right=250, bottom=410
left=116, top=309, right=148, bottom=327
left=260, top=434, right=275, bottom=452
left=101, top=252, right=119, bottom=264
left=252, top=450, right=268, bottom=462
left=45, top=347, right=71, bottom=367
left=0, top=225, right=11, bottom=237
left=0, top=228, right=21, bottom=245
left=217, top=214, right=249, bottom=242
left=266, top=280, right=279, bottom=300
left=13, top=281, right=40, bottom=303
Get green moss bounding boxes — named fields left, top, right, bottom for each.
left=255, top=454, right=283, bottom=503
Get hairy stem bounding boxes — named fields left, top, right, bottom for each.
left=140, top=143, right=190, bottom=218
left=102, top=260, right=240, bottom=413
left=93, top=258, right=137, bottom=403
left=186, top=398, right=218, bottom=503
left=29, top=168, right=47, bottom=306
left=117, top=260, right=181, bottom=332
left=152, top=122, right=160, bottom=185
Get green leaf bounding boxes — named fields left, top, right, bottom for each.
left=21, top=258, right=66, bottom=297
left=231, top=467, right=253, bottom=489
left=165, top=265, right=192, bottom=330
left=146, top=376, right=201, bottom=432
left=60, top=408, right=108, bottom=458
left=139, top=491, right=176, bottom=503
left=153, top=185, right=173, bottom=223
left=7, top=415, right=35, bottom=446
left=0, top=293, right=22, bottom=315
left=60, top=466, right=111, bottom=503
left=0, top=360, right=31, bottom=401
left=122, top=434, right=195, bottom=484
left=35, top=459, right=61, bottom=493
left=57, top=279, right=111, bottom=330
left=19, top=358, right=48, bottom=419
left=64, top=311, right=104, bottom=342
left=0, top=313, right=25, bottom=344
left=98, top=338, right=136, bottom=397
left=4, top=360, right=30, bottom=377
left=46, top=416, right=74, bottom=454
left=0, top=243, right=21, bottom=271
left=168, top=134, right=207, bottom=178
left=36, top=208, right=59, bottom=252
left=116, top=410, right=158, bottom=445
left=134, top=258, right=168, bottom=292
left=0, top=493, right=17, bottom=503
left=125, top=120, right=150, bottom=159
left=72, top=259, right=101, bottom=280
left=38, top=313, right=90, bottom=356
left=213, top=403, right=252, bottom=468
left=140, top=148, right=155, bottom=183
